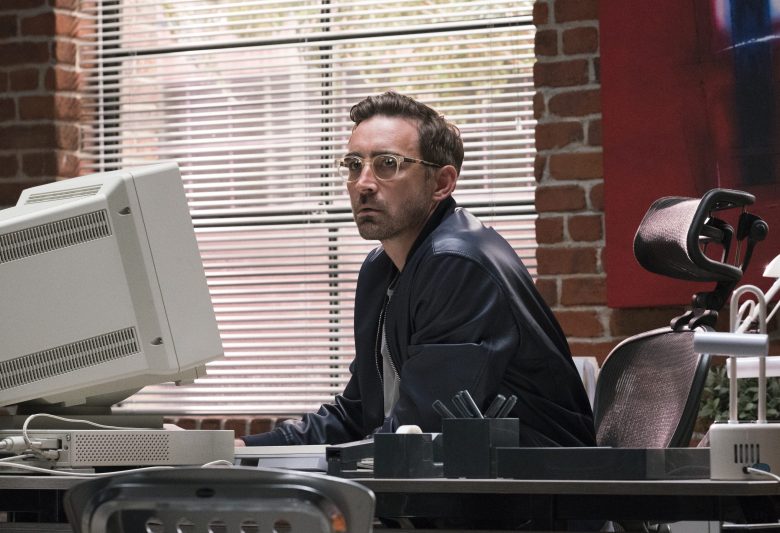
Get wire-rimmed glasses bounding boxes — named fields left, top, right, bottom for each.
left=336, top=153, right=442, bottom=182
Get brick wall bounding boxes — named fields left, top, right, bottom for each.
left=532, top=0, right=703, bottom=362
left=0, top=0, right=83, bottom=206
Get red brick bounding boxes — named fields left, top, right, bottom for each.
left=55, top=12, right=78, bottom=37
left=533, top=1, right=549, bottom=25
left=45, top=66, right=80, bottom=91
left=534, top=154, right=546, bottom=182
left=535, top=29, right=557, bottom=56
left=173, top=418, right=198, bottom=430
left=0, top=99, right=14, bottom=122
left=200, top=418, right=222, bottom=431
left=535, top=215, right=564, bottom=243
left=568, top=341, right=617, bottom=365
left=535, top=277, right=558, bottom=306
left=563, top=26, right=599, bottom=55
left=561, top=276, right=606, bottom=306
left=588, top=119, right=602, bottom=146
left=533, top=91, right=546, bottom=119
left=54, top=95, right=80, bottom=120
left=0, top=154, right=18, bottom=178
left=557, top=310, right=603, bottom=337
left=0, top=42, right=49, bottom=66
left=53, top=40, right=76, bottom=64
left=20, top=12, right=53, bottom=35
left=534, top=59, right=589, bottom=88
left=55, top=123, right=79, bottom=150
left=535, top=121, right=583, bottom=150
left=610, top=307, right=687, bottom=338
left=0, top=124, right=55, bottom=149
left=569, top=213, right=602, bottom=241
left=0, top=71, right=7, bottom=91
left=536, top=246, right=598, bottom=274
left=51, top=0, right=80, bottom=9
left=22, top=152, right=57, bottom=178
left=0, top=15, right=16, bottom=39
left=57, top=151, right=80, bottom=177
left=0, top=0, right=45, bottom=9
left=223, top=418, right=248, bottom=438
left=548, top=89, right=601, bottom=117
left=555, top=0, right=598, bottom=23
left=535, top=184, right=586, bottom=212
left=19, top=95, right=53, bottom=119
left=249, top=417, right=276, bottom=435
left=10, top=68, right=39, bottom=91
left=590, top=182, right=604, bottom=210
left=549, top=151, right=603, bottom=180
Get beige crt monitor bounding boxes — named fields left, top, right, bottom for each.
left=0, top=161, right=223, bottom=412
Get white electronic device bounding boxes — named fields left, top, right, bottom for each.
left=234, top=445, right=328, bottom=472
left=693, top=259, right=780, bottom=481
left=0, top=161, right=223, bottom=412
left=1, top=428, right=234, bottom=471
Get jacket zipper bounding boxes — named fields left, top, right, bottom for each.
left=375, top=292, right=400, bottom=385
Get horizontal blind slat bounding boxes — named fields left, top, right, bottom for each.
left=82, top=0, right=537, bottom=416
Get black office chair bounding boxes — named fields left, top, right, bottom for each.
left=594, top=189, right=767, bottom=449
left=64, top=466, right=376, bottom=533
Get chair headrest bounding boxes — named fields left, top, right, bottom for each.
left=633, top=188, right=756, bottom=283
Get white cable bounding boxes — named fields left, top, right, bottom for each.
left=22, top=413, right=151, bottom=444
left=21, top=413, right=155, bottom=458
left=746, top=466, right=780, bottom=482
left=0, top=461, right=175, bottom=477
left=201, top=459, right=234, bottom=468
left=0, top=459, right=234, bottom=477
left=0, top=454, right=35, bottom=462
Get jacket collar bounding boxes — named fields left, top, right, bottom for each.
left=405, top=195, right=457, bottom=264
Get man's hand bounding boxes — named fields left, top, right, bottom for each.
left=234, top=438, right=245, bottom=447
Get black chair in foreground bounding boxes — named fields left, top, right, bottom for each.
left=594, top=188, right=767, bottom=449
left=64, top=466, right=376, bottom=533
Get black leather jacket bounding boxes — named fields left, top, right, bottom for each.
left=242, top=197, right=596, bottom=447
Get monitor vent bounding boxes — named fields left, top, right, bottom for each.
left=72, top=432, right=172, bottom=465
left=25, top=184, right=103, bottom=204
left=0, top=210, right=111, bottom=264
left=0, top=328, right=140, bottom=390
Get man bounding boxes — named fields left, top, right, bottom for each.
left=239, top=91, right=596, bottom=447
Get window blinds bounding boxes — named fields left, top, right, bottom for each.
left=78, top=0, right=537, bottom=415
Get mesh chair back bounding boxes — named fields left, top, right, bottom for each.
left=64, top=466, right=376, bottom=533
left=633, top=192, right=746, bottom=284
left=593, top=327, right=711, bottom=448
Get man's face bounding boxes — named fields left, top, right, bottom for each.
left=345, top=115, right=438, bottom=247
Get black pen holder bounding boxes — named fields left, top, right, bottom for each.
left=442, top=418, right=519, bottom=478
left=374, top=433, right=437, bottom=478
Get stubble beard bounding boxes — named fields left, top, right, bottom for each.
left=353, top=193, right=432, bottom=242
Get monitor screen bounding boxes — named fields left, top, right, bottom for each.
left=0, top=161, right=223, bottom=414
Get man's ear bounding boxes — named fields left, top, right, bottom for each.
left=431, top=165, right=458, bottom=201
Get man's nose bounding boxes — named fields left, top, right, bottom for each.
left=353, top=162, right=378, bottom=189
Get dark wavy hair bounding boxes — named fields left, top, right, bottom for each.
left=349, top=91, right=464, bottom=175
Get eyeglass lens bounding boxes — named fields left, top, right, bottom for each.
left=341, top=155, right=400, bottom=181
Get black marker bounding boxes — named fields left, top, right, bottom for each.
left=458, top=390, right=484, bottom=419
left=496, top=395, right=517, bottom=418
left=432, top=399, right=456, bottom=419
left=484, top=394, right=506, bottom=418
left=451, top=394, right=472, bottom=418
